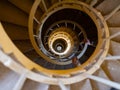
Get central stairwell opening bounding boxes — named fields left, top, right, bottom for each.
left=0, top=0, right=120, bottom=90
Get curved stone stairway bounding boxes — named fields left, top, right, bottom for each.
left=0, top=0, right=120, bottom=90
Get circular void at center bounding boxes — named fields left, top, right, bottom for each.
left=36, top=8, right=98, bottom=67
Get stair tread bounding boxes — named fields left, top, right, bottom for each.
left=0, top=63, right=20, bottom=90
left=93, top=68, right=110, bottom=80
left=51, top=0, right=58, bottom=5
left=0, top=0, right=28, bottom=27
left=8, top=0, right=33, bottom=14
left=109, top=40, right=120, bottom=55
left=71, top=79, right=92, bottom=90
left=2, top=22, right=29, bottom=40
left=55, top=65, right=64, bottom=70
left=93, top=0, right=104, bottom=7
left=45, top=62, right=56, bottom=69
left=9, top=0, right=43, bottom=20
left=13, top=73, right=27, bottom=90
left=0, top=1, right=120, bottom=90
left=25, top=50, right=39, bottom=60
left=90, top=68, right=111, bottom=90
left=49, top=84, right=70, bottom=90
left=49, top=85, right=61, bottom=90
left=43, top=0, right=51, bottom=9
left=22, top=79, right=49, bottom=90
left=107, top=11, right=120, bottom=27
left=34, top=57, right=46, bottom=66
left=102, top=60, right=120, bottom=83
left=96, top=0, right=120, bottom=15
left=13, top=40, right=33, bottom=53
left=109, top=27, right=120, bottom=42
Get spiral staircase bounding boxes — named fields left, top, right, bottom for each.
left=0, top=0, right=120, bottom=90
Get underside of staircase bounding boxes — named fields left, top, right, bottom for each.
left=0, top=0, right=120, bottom=90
